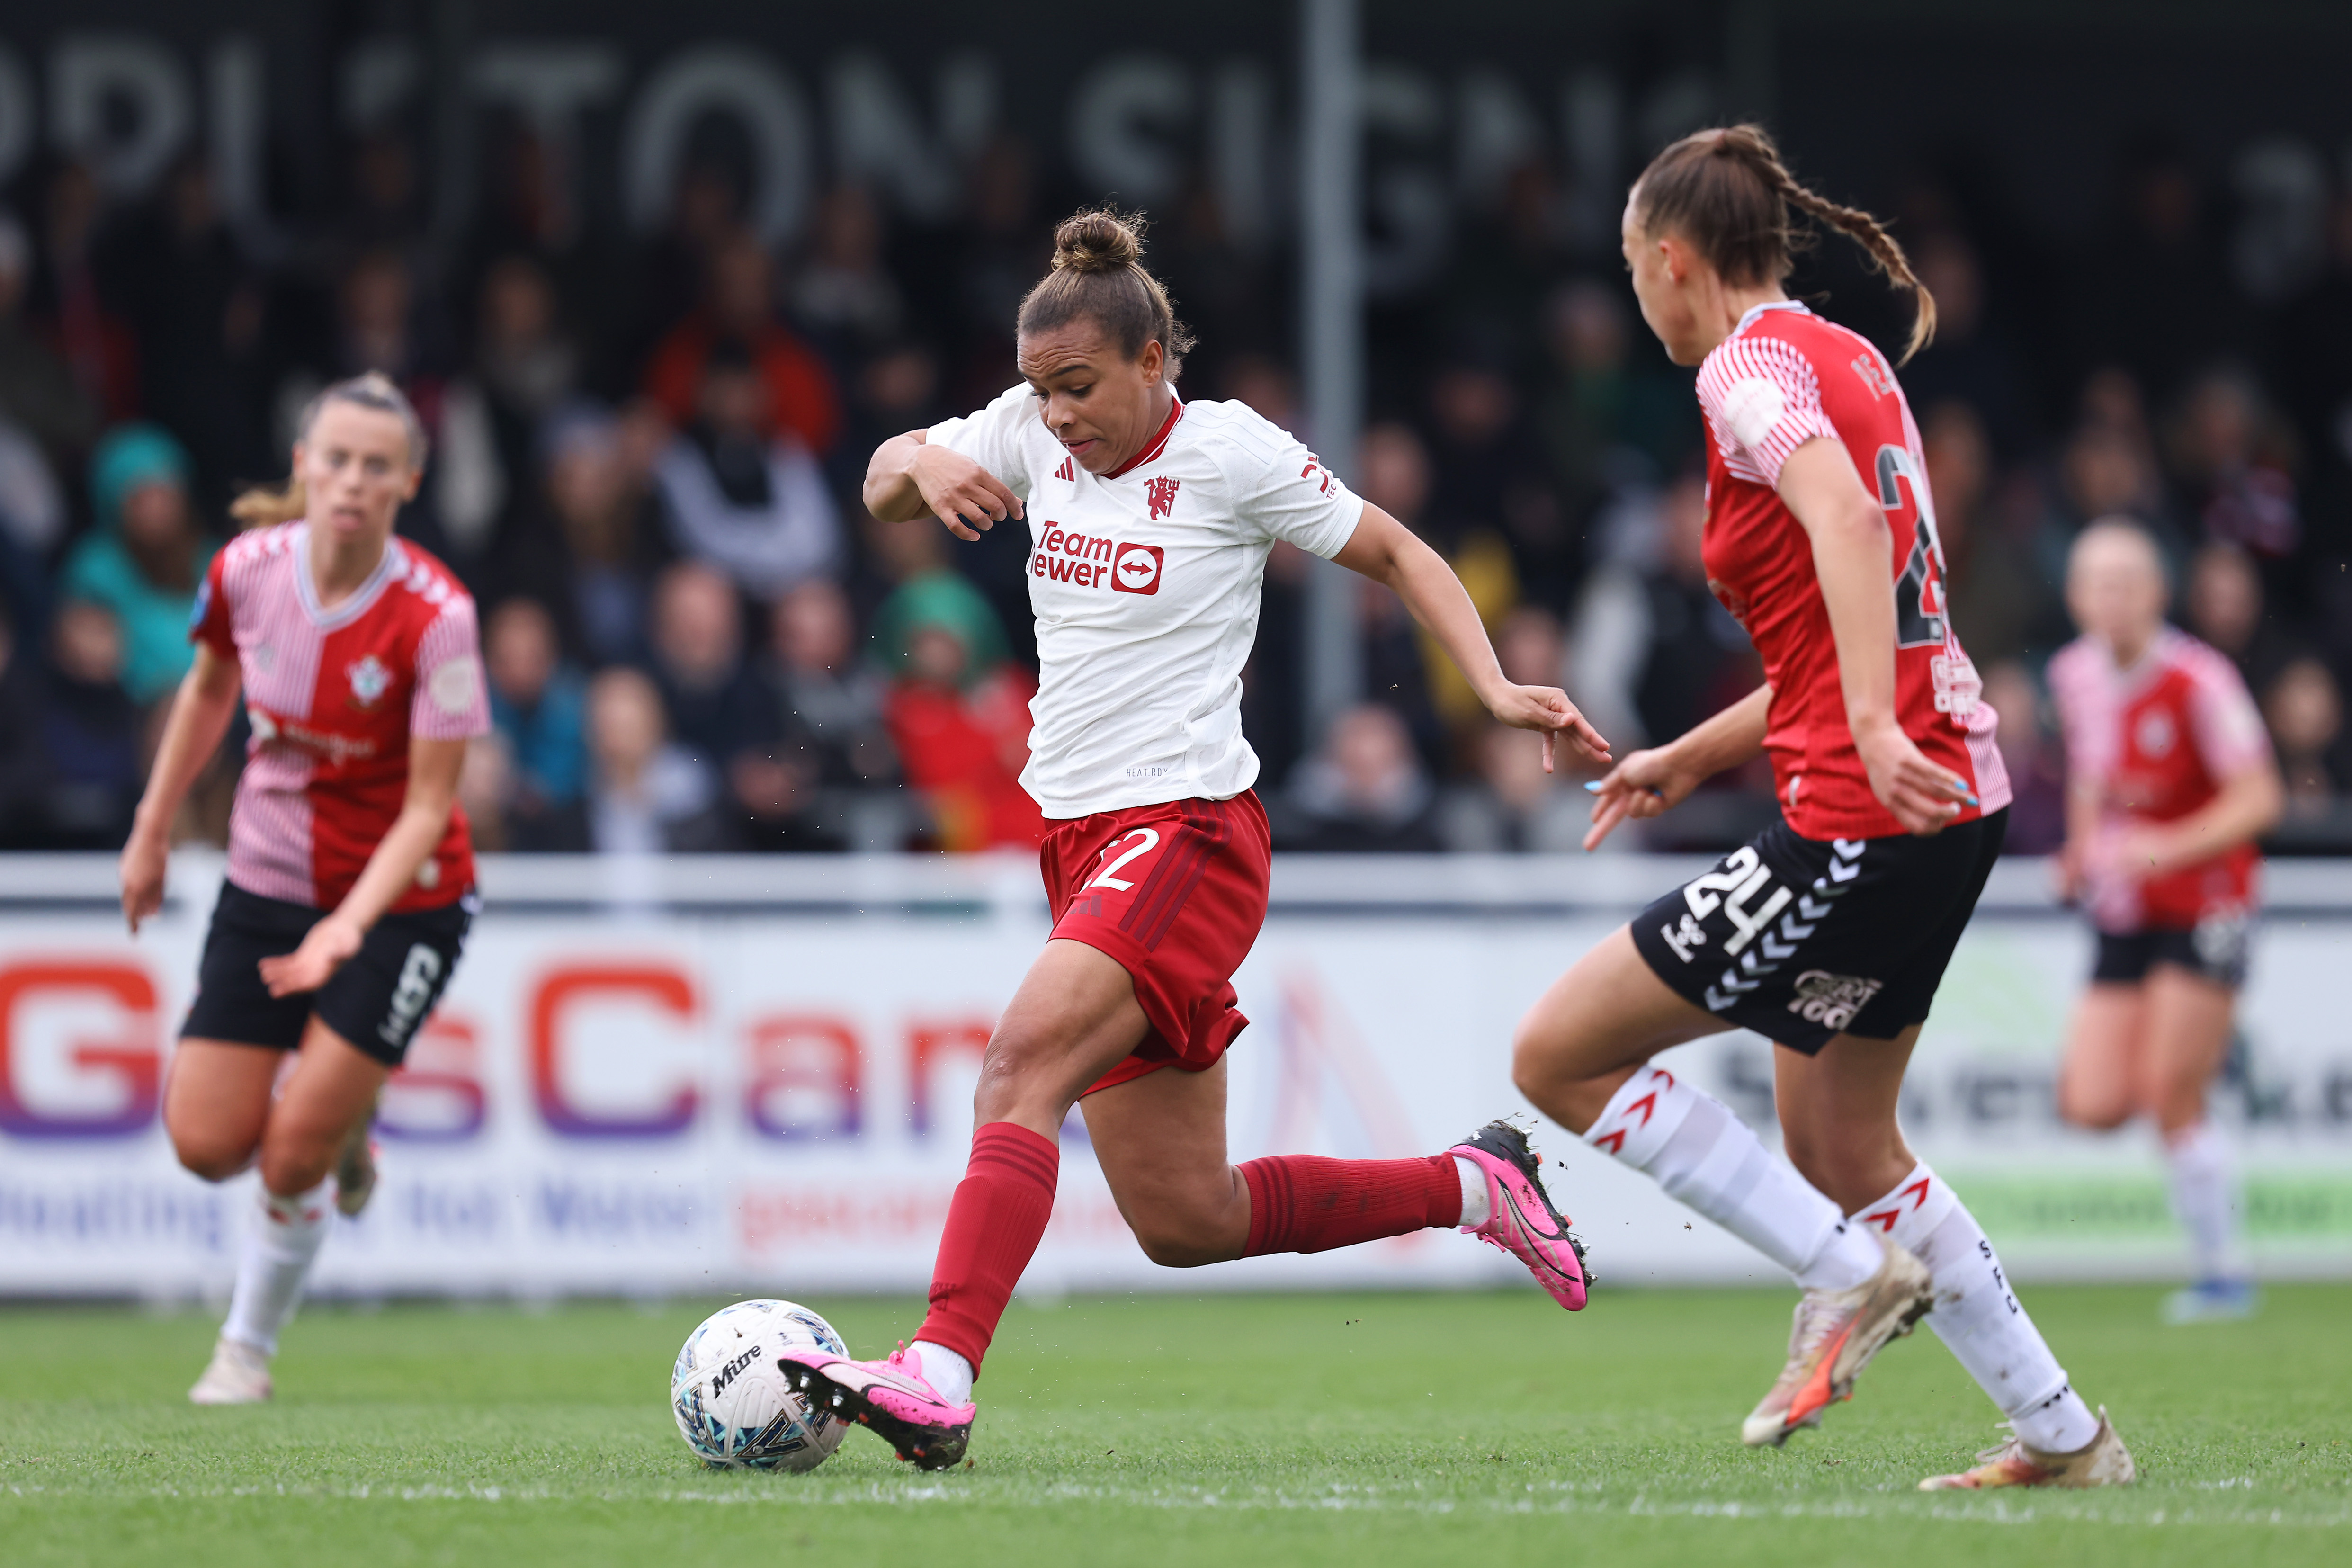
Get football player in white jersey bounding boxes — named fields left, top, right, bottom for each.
left=775, top=209, right=1612, bottom=1468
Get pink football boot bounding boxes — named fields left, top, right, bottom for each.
left=1450, top=1120, right=1591, bottom=1311
left=776, top=1344, right=976, bottom=1469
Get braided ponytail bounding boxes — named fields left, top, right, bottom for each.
left=1633, top=125, right=1937, bottom=364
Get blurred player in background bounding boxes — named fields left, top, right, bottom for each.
left=120, top=373, right=489, bottom=1403
left=2049, top=520, right=2283, bottom=1323
left=1511, top=127, right=2135, bottom=1491
left=776, top=209, right=1608, bottom=1469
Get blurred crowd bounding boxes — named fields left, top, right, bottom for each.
left=3, top=122, right=2351, bottom=858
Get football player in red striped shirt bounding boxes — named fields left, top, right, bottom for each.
left=121, top=373, right=489, bottom=1404
left=2049, top=520, right=2283, bottom=1323
left=1509, top=127, right=2134, bottom=1490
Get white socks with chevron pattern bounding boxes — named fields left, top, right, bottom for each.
left=1851, top=1161, right=2099, bottom=1453
left=221, top=1179, right=333, bottom=1357
left=1584, top=1066, right=1882, bottom=1290
left=2163, top=1122, right=2245, bottom=1278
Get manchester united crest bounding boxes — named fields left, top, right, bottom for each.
left=346, top=653, right=392, bottom=709
left=1145, top=475, right=1180, bottom=520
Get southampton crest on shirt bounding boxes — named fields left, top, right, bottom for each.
left=1145, top=475, right=1180, bottom=520
left=346, top=653, right=392, bottom=708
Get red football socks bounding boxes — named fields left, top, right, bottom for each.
left=1238, top=1155, right=1463, bottom=1256
left=913, top=1121, right=1060, bottom=1372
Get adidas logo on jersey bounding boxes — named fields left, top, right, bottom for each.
left=1032, top=526, right=1163, bottom=596
left=1055, top=457, right=1075, bottom=482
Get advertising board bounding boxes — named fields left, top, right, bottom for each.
left=2, top=853, right=2347, bottom=1297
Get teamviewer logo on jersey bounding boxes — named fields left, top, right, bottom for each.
left=1112, top=542, right=1164, bottom=595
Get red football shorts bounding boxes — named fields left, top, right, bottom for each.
left=1039, top=791, right=1272, bottom=1096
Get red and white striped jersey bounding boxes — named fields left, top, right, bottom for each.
left=1693, top=301, right=2009, bottom=840
left=2047, top=626, right=2270, bottom=931
left=191, top=522, right=489, bottom=912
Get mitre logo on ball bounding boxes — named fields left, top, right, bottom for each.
left=1112, top=542, right=1164, bottom=595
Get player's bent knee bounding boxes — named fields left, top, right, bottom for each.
left=2060, top=1098, right=2131, bottom=1132
left=970, top=1031, right=1074, bottom=1123
left=1511, top=1048, right=1613, bottom=1135
left=2056, top=1078, right=2131, bottom=1131
left=257, top=1134, right=338, bottom=1198
left=171, top=1131, right=256, bottom=1184
left=1509, top=1024, right=1576, bottom=1108
left=1129, top=1222, right=1236, bottom=1269
left=1122, top=1183, right=1247, bottom=1268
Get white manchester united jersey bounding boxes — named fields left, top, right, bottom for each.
left=927, top=387, right=1363, bottom=818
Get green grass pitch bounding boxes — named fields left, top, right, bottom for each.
left=3, top=1285, right=2347, bottom=1567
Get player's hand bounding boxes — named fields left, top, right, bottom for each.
left=2090, top=824, right=2173, bottom=885
left=1582, top=746, right=1701, bottom=851
left=2051, top=840, right=2087, bottom=903
left=1853, top=720, right=1976, bottom=836
left=259, top=913, right=365, bottom=998
left=120, top=825, right=169, bottom=934
left=912, top=445, right=1024, bottom=542
left=1485, top=684, right=1610, bottom=774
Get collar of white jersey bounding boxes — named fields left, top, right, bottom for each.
left=1733, top=299, right=1811, bottom=335
left=1105, top=391, right=1185, bottom=479
left=293, top=524, right=404, bottom=630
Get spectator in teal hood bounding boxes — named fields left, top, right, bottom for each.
left=59, top=423, right=218, bottom=705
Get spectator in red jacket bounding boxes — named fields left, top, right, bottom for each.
left=642, top=232, right=841, bottom=457
left=879, top=584, right=1046, bottom=853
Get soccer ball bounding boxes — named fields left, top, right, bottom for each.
left=671, top=1299, right=850, bottom=1471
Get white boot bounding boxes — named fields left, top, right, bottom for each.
left=188, top=1335, right=273, bottom=1405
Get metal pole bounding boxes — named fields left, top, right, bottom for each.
left=1299, top=0, right=1363, bottom=745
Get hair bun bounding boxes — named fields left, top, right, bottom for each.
left=1051, top=208, right=1145, bottom=274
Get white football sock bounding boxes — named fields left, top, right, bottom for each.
left=1584, top=1066, right=1880, bottom=1291
left=910, top=1340, right=974, bottom=1405
left=1453, top=1156, right=1492, bottom=1229
left=2164, top=1121, right=2246, bottom=1279
left=221, top=1179, right=333, bottom=1357
left=1855, top=1161, right=2100, bottom=1454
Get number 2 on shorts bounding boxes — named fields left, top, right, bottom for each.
left=1086, top=827, right=1162, bottom=892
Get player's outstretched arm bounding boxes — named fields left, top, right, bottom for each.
left=258, top=735, right=468, bottom=998
left=2109, top=759, right=2284, bottom=882
left=1778, top=438, right=1975, bottom=835
left=1581, top=684, right=1772, bottom=850
left=121, top=643, right=243, bottom=933
left=1331, top=502, right=1610, bottom=771
left=864, top=430, right=1025, bottom=541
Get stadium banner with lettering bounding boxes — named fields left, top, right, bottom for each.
left=1, top=852, right=2349, bottom=1299
left=4, top=3, right=2351, bottom=319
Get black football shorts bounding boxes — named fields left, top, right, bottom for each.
left=179, top=880, right=473, bottom=1067
left=1630, top=809, right=2007, bottom=1055
left=2092, top=912, right=2251, bottom=990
